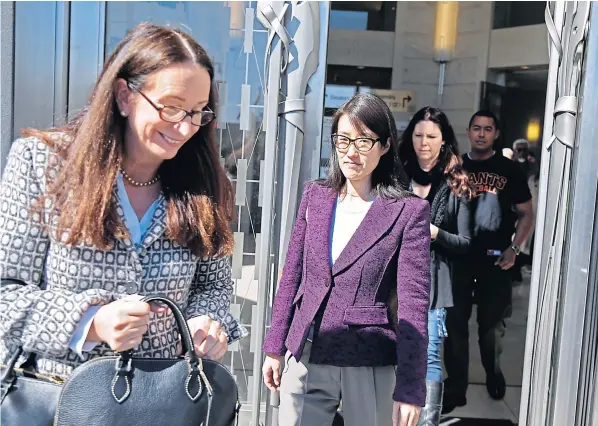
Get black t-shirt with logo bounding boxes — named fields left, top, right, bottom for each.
left=462, top=153, right=532, bottom=260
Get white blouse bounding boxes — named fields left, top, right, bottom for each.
left=330, top=195, right=375, bottom=265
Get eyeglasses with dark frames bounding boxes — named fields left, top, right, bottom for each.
left=332, top=134, right=380, bottom=153
left=126, top=81, right=216, bottom=127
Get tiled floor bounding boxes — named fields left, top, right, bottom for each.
left=442, top=267, right=532, bottom=424
left=445, top=384, right=520, bottom=423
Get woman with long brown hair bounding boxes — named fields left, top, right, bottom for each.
left=399, top=107, right=473, bottom=425
left=0, top=23, right=246, bottom=381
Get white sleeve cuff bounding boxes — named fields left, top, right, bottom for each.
left=68, top=305, right=101, bottom=360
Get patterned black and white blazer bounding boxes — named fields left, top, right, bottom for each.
left=0, top=137, right=247, bottom=379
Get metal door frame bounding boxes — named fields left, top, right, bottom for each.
left=520, top=2, right=596, bottom=425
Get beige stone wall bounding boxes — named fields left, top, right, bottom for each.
left=489, top=25, right=549, bottom=68
left=327, top=29, right=395, bottom=68
left=391, top=1, right=494, bottom=153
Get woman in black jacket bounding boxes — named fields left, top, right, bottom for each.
left=399, top=107, right=473, bottom=425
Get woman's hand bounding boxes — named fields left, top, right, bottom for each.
left=430, top=224, right=439, bottom=241
left=87, top=295, right=166, bottom=352
left=392, top=401, right=421, bottom=426
left=262, top=354, right=282, bottom=392
left=187, top=316, right=228, bottom=361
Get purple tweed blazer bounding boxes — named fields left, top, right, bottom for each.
left=263, top=182, right=431, bottom=406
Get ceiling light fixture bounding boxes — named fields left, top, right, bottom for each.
left=434, top=2, right=459, bottom=106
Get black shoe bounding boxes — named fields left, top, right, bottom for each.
left=486, top=371, right=506, bottom=400
left=332, top=411, right=344, bottom=426
left=441, top=391, right=466, bottom=415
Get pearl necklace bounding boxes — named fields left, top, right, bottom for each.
left=120, top=168, right=160, bottom=187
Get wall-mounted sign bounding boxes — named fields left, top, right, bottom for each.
left=324, top=85, right=358, bottom=109
left=366, top=89, right=416, bottom=113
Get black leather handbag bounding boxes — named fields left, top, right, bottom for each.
left=1, top=294, right=240, bottom=426
left=0, top=346, right=62, bottom=426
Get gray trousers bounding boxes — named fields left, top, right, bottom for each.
left=278, top=341, right=395, bottom=426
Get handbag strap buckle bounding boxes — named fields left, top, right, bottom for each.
left=111, top=354, right=133, bottom=404
left=115, top=353, right=133, bottom=374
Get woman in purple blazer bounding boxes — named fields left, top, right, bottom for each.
left=262, top=93, right=431, bottom=426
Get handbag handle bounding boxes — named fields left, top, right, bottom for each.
left=111, top=295, right=212, bottom=404
left=138, top=295, right=199, bottom=366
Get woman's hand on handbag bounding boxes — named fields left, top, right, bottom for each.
left=87, top=295, right=164, bottom=352
left=187, top=316, right=228, bottom=361
left=392, top=401, right=420, bottom=426
left=262, top=354, right=282, bottom=392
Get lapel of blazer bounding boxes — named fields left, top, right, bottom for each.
left=112, top=187, right=167, bottom=255
left=331, top=196, right=405, bottom=276
left=113, top=188, right=135, bottom=252
left=138, top=196, right=167, bottom=249
left=306, top=184, right=336, bottom=276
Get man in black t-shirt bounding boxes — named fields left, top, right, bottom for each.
left=443, top=111, right=534, bottom=413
